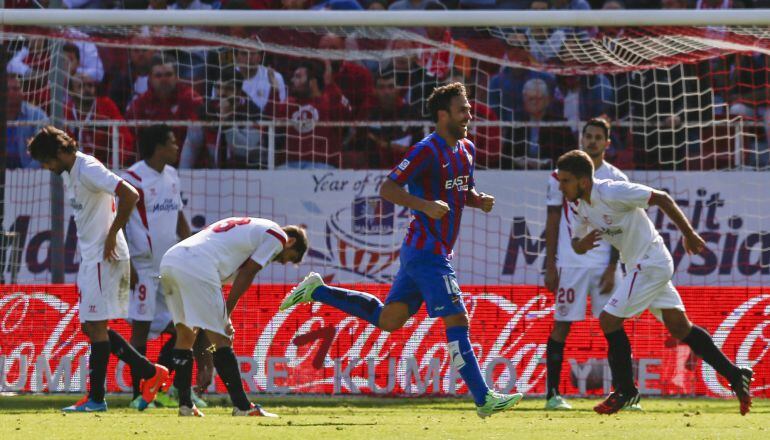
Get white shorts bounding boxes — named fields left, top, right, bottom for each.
left=160, top=256, right=227, bottom=337
left=603, top=250, right=685, bottom=321
left=553, top=266, right=620, bottom=322
left=128, top=260, right=173, bottom=338
left=77, top=259, right=130, bottom=323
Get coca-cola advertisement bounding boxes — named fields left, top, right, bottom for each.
left=1, top=284, right=767, bottom=397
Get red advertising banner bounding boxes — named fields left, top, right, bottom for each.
left=1, top=284, right=768, bottom=397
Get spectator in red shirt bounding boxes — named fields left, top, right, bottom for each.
left=125, top=54, right=206, bottom=168
left=317, top=33, right=375, bottom=120
left=267, top=61, right=353, bottom=168
left=65, top=73, right=136, bottom=167
left=365, top=71, right=424, bottom=169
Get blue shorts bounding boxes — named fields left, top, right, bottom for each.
left=385, top=245, right=467, bottom=318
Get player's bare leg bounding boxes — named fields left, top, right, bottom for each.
left=594, top=312, right=640, bottom=415
left=203, top=330, right=278, bottom=417
left=545, top=321, right=572, bottom=410
left=661, top=308, right=753, bottom=415
left=442, top=313, right=523, bottom=418
left=172, top=323, right=204, bottom=417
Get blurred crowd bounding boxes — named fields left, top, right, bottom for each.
left=5, top=0, right=770, bottom=171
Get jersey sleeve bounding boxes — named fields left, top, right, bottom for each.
left=387, top=143, right=430, bottom=186
left=79, top=157, right=123, bottom=194
left=545, top=170, right=562, bottom=206
left=604, top=180, right=653, bottom=210
left=249, top=228, right=286, bottom=268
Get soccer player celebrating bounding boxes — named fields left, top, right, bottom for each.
left=28, top=126, right=169, bottom=412
left=159, top=217, right=308, bottom=417
left=543, top=118, right=630, bottom=411
left=556, top=150, right=753, bottom=415
left=122, top=124, right=205, bottom=409
left=280, top=82, right=524, bottom=418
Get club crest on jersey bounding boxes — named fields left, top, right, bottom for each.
left=603, top=215, right=613, bottom=225
left=445, top=175, right=470, bottom=191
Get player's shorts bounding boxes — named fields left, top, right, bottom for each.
left=553, top=266, right=620, bottom=322
left=77, top=259, right=130, bottom=323
left=385, top=245, right=467, bottom=319
left=160, top=250, right=227, bottom=336
left=127, top=260, right=173, bottom=338
left=603, top=244, right=685, bottom=321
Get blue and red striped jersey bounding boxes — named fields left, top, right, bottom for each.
left=387, top=132, right=476, bottom=256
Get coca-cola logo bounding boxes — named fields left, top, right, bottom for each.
left=252, top=289, right=552, bottom=394
left=703, top=294, right=770, bottom=396
left=0, top=290, right=89, bottom=392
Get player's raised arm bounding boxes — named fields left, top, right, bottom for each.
left=380, top=178, right=449, bottom=220
left=106, top=180, right=139, bottom=261
left=648, top=190, right=705, bottom=255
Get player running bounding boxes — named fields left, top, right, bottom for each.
left=28, top=126, right=169, bottom=412
left=280, top=82, right=523, bottom=419
left=159, top=217, right=308, bottom=417
left=556, top=150, right=753, bottom=415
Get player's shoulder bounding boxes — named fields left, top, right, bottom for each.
left=163, top=164, right=180, bottom=179
left=460, top=138, right=476, bottom=153
left=594, top=178, right=636, bottom=199
left=77, top=151, right=110, bottom=174
left=122, top=160, right=146, bottom=184
left=600, top=161, right=630, bottom=182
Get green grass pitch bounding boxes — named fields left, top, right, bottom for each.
left=1, top=395, right=768, bottom=439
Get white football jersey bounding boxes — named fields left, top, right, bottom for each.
left=167, top=217, right=287, bottom=283
left=570, top=179, right=664, bottom=267
left=122, top=161, right=183, bottom=270
left=63, top=151, right=130, bottom=263
left=546, top=161, right=628, bottom=268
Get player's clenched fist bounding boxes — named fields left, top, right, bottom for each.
left=422, top=200, right=450, bottom=219
left=478, top=192, right=495, bottom=213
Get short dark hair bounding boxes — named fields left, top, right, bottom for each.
left=28, top=125, right=78, bottom=162
left=297, top=62, right=324, bottom=91
left=150, top=53, right=177, bottom=72
left=582, top=117, right=611, bottom=140
left=62, top=43, right=80, bottom=62
left=284, top=225, right=309, bottom=264
left=139, top=124, right=173, bottom=160
left=556, top=149, right=594, bottom=179
left=427, top=82, right=467, bottom=123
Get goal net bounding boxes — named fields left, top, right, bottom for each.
left=3, top=11, right=769, bottom=286
left=1, top=11, right=768, bottom=397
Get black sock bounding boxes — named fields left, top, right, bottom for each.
left=131, top=344, right=147, bottom=399
left=158, top=334, right=177, bottom=372
left=605, top=329, right=637, bottom=395
left=683, top=325, right=740, bottom=382
left=171, top=349, right=194, bottom=407
left=107, top=329, right=156, bottom=379
left=213, top=347, right=250, bottom=411
left=545, top=338, right=565, bottom=399
left=88, top=341, right=110, bottom=403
